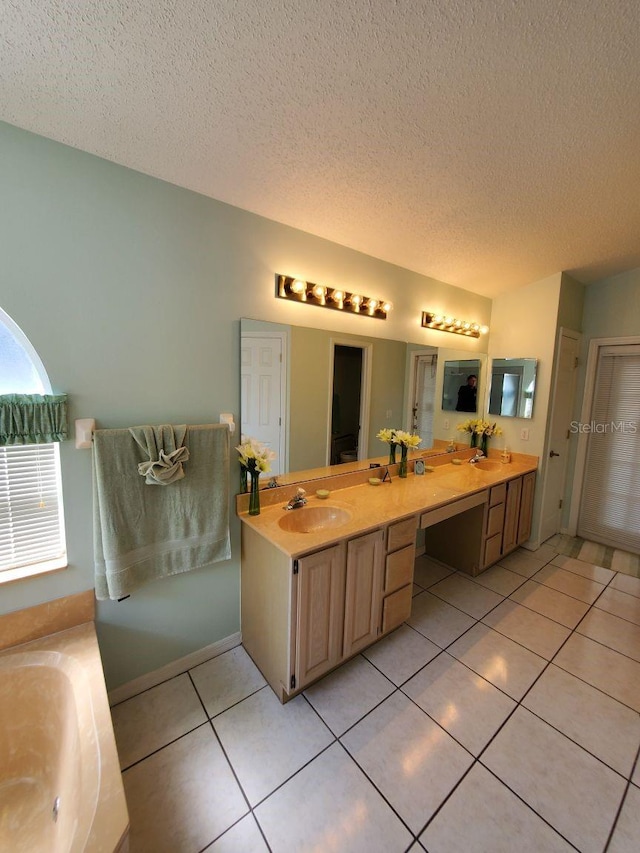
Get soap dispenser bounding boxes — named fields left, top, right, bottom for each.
left=501, top=447, right=511, bottom=464
left=447, top=438, right=456, bottom=453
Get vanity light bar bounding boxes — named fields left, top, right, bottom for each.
left=276, top=275, right=392, bottom=319
left=421, top=311, right=489, bottom=338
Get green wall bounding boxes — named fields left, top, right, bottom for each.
left=0, top=120, right=490, bottom=689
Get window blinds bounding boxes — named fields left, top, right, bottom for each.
left=0, top=443, right=66, bottom=573
left=578, top=345, right=640, bottom=553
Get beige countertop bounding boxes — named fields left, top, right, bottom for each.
left=238, top=453, right=538, bottom=558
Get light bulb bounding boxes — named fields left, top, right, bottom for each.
left=479, top=325, right=489, bottom=335
left=445, top=316, right=453, bottom=326
left=332, top=290, right=345, bottom=308
left=433, top=315, right=442, bottom=324
left=367, top=298, right=378, bottom=315
left=292, top=279, right=305, bottom=293
left=382, top=301, right=392, bottom=313
left=312, top=284, right=326, bottom=304
left=351, top=294, right=363, bottom=311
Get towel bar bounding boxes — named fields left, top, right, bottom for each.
left=74, top=415, right=235, bottom=448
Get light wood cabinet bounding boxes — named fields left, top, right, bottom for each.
left=424, top=472, right=537, bottom=576
left=242, top=523, right=394, bottom=701
left=380, top=517, right=417, bottom=634
left=343, top=530, right=385, bottom=657
left=518, top=472, right=536, bottom=544
left=294, top=544, right=346, bottom=689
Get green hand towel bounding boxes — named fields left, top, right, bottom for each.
left=94, top=424, right=231, bottom=600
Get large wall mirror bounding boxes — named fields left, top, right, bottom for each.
left=488, top=358, right=537, bottom=418
left=241, top=318, right=487, bottom=484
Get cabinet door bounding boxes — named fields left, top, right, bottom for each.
left=343, top=530, right=385, bottom=658
left=502, top=477, right=522, bottom=555
left=295, top=544, right=345, bottom=690
left=517, top=472, right=536, bottom=544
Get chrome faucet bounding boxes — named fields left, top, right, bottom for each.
left=469, top=449, right=485, bottom=463
left=284, top=488, right=307, bottom=510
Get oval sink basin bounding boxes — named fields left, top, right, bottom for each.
left=472, top=460, right=504, bottom=472
left=278, top=506, right=352, bottom=534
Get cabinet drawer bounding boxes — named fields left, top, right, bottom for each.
left=421, top=491, right=486, bottom=528
left=486, top=503, right=505, bottom=538
left=384, top=545, right=415, bottom=594
left=484, top=532, right=502, bottom=567
left=382, top=584, right=413, bottom=634
left=489, top=483, right=506, bottom=507
left=387, top=516, right=417, bottom=552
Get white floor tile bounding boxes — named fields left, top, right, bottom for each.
left=421, top=762, right=574, bottom=853
left=429, top=573, right=504, bottom=619
left=471, top=564, right=527, bottom=596
left=498, top=550, right=550, bottom=578
left=123, top=725, right=247, bottom=853
left=611, top=572, right=640, bottom=599
left=608, top=784, right=640, bottom=853
left=482, top=707, right=626, bottom=853
left=527, top=542, right=559, bottom=563
left=551, top=554, right=615, bottom=584
left=554, top=633, right=640, bottom=712
left=577, top=607, right=640, bottom=663
left=304, top=655, right=394, bottom=736
left=448, top=623, right=547, bottom=700
left=342, top=691, right=472, bottom=833
left=213, top=688, right=333, bottom=806
left=509, top=579, right=590, bottom=628
left=482, top=600, right=571, bottom=660
left=190, top=646, right=266, bottom=717
left=254, top=743, right=412, bottom=852
left=407, top=591, right=475, bottom=648
left=362, top=624, right=441, bottom=686
left=204, top=814, right=268, bottom=852
left=413, top=556, right=454, bottom=589
left=532, top=565, right=605, bottom=604
left=403, top=652, right=515, bottom=755
left=523, top=664, right=640, bottom=777
left=595, top=586, right=640, bottom=626
left=111, top=673, right=207, bottom=770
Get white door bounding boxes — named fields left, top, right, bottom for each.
left=412, top=353, right=437, bottom=448
left=539, top=330, right=580, bottom=543
left=240, top=334, right=285, bottom=475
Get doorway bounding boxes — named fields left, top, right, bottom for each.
left=328, top=341, right=371, bottom=465
left=240, top=332, right=287, bottom=475
left=410, top=352, right=438, bottom=449
left=538, top=329, right=580, bottom=544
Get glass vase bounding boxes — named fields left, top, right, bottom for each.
left=481, top=434, right=489, bottom=457
left=240, top=465, right=248, bottom=494
left=249, top=470, right=261, bottom=516
left=388, top=442, right=398, bottom=465
left=399, top=445, right=408, bottom=478
left=470, top=431, right=478, bottom=449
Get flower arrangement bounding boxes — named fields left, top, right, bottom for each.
left=456, top=419, right=502, bottom=451
left=394, top=430, right=422, bottom=449
left=377, top=428, right=421, bottom=476
left=236, top=436, right=276, bottom=474
left=236, top=436, right=276, bottom=515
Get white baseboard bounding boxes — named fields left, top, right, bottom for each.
left=108, top=631, right=242, bottom=706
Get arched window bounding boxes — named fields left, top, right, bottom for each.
left=0, top=308, right=67, bottom=582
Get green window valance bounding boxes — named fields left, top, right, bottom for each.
left=0, top=394, right=68, bottom=445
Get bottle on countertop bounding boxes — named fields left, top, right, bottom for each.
left=447, top=438, right=456, bottom=453
left=501, top=447, right=511, bottom=463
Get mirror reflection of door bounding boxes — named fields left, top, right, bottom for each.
left=330, top=345, right=363, bottom=464
left=240, top=333, right=286, bottom=475
left=412, top=353, right=437, bottom=448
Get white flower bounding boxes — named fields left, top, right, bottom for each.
left=236, top=436, right=276, bottom=474
left=394, top=429, right=422, bottom=448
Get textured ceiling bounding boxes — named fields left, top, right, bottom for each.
left=2, top=0, right=640, bottom=296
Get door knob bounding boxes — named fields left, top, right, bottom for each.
left=550, top=450, right=560, bottom=458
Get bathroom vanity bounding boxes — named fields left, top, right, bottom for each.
left=238, top=452, right=537, bottom=702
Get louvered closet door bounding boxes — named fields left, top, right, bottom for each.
left=578, top=344, right=640, bottom=553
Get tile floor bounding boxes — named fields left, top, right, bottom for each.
left=111, top=544, right=640, bottom=852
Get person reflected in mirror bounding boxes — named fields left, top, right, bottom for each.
left=456, top=374, right=477, bottom=412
